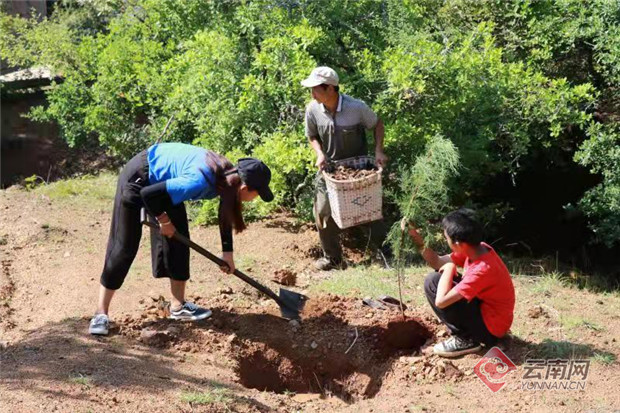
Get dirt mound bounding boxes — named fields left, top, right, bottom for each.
left=117, top=294, right=433, bottom=401
left=272, top=268, right=297, bottom=286
left=304, top=245, right=323, bottom=259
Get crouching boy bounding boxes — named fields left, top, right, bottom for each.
left=401, top=209, right=515, bottom=357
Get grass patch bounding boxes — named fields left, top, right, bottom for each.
left=560, top=316, right=604, bottom=332
left=236, top=255, right=258, bottom=270
left=534, top=340, right=592, bottom=359
left=530, top=272, right=569, bottom=295
left=310, top=264, right=429, bottom=306
left=533, top=339, right=615, bottom=364
left=35, top=173, right=117, bottom=204
left=69, top=374, right=91, bottom=387
left=592, top=352, right=617, bottom=365
left=180, top=387, right=232, bottom=405
left=311, top=265, right=412, bottom=296
left=445, top=383, right=456, bottom=397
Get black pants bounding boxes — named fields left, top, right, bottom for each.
left=424, top=271, right=498, bottom=347
left=100, top=151, right=190, bottom=290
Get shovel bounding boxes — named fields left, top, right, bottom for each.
left=140, top=209, right=306, bottom=320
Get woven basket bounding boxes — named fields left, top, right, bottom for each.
left=322, top=156, right=383, bottom=229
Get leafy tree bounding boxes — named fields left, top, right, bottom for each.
left=1, top=0, right=618, bottom=249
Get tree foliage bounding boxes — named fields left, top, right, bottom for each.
left=1, top=0, right=618, bottom=247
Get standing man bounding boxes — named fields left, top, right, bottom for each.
left=302, top=66, right=389, bottom=271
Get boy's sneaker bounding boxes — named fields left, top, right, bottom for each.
left=433, top=336, right=482, bottom=358
left=169, top=302, right=212, bottom=321
left=89, top=314, right=109, bottom=336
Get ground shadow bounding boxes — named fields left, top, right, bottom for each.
left=0, top=317, right=270, bottom=411
left=263, top=218, right=308, bottom=234
left=499, top=335, right=616, bottom=366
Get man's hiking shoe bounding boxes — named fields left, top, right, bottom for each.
left=169, top=302, right=212, bottom=321
left=314, top=257, right=346, bottom=271
left=89, top=314, right=109, bottom=336
left=433, top=336, right=482, bottom=358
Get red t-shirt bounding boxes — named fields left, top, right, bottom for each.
left=451, top=243, right=515, bottom=337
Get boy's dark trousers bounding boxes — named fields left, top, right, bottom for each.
left=424, top=271, right=498, bottom=347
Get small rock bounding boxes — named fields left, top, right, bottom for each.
left=140, top=329, right=171, bottom=347
left=528, top=305, right=547, bottom=319
left=289, top=319, right=301, bottom=329
left=63, top=251, right=71, bottom=258
left=218, top=287, right=233, bottom=295
left=310, top=341, right=318, bottom=350
left=272, top=268, right=297, bottom=286
left=227, top=333, right=237, bottom=343
left=437, top=330, right=447, bottom=337
left=365, top=313, right=373, bottom=318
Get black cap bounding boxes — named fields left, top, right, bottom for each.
left=237, top=158, right=274, bottom=202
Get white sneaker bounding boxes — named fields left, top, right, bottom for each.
left=89, top=314, right=109, bottom=335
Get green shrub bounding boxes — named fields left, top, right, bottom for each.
left=1, top=0, right=618, bottom=249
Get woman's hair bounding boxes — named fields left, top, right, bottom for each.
left=442, top=208, right=483, bottom=245
left=205, top=151, right=246, bottom=233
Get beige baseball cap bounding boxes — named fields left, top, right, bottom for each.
left=300, top=66, right=339, bottom=87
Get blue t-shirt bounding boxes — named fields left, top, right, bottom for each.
left=147, top=143, right=217, bottom=205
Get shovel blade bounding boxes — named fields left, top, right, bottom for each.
left=278, top=288, right=307, bottom=320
